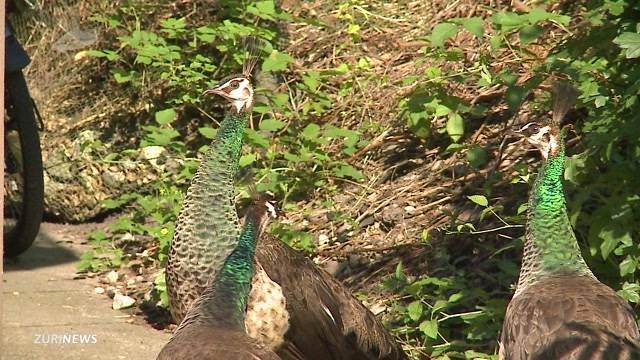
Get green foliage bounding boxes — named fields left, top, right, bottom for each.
left=80, top=0, right=640, bottom=358
left=387, top=2, right=640, bottom=358
left=81, top=0, right=369, bottom=311
left=385, top=262, right=505, bottom=359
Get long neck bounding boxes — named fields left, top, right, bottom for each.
left=168, top=110, right=248, bottom=305
left=515, top=133, right=594, bottom=294
left=197, top=216, right=260, bottom=328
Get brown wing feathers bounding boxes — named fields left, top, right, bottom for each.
left=500, top=274, right=640, bottom=360
left=256, top=237, right=406, bottom=360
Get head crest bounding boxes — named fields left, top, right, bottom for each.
left=241, top=36, right=263, bottom=79
left=551, top=81, right=578, bottom=126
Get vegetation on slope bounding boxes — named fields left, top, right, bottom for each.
left=13, top=0, right=639, bottom=358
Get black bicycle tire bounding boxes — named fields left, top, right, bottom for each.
left=4, top=70, right=44, bottom=258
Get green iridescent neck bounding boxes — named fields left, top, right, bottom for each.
left=199, top=216, right=260, bottom=328
left=525, top=131, right=592, bottom=277
left=211, top=111, right=248, bottom=169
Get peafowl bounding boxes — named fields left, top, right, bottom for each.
left=165, top=39, right=406, bottom=360
left=158, top=193, right=281, bottom=360
left=499, top=82, right=640, bottom=359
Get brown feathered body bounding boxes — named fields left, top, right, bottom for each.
left=252, top=235, right=406, bottom=360
left=501, top=274, right=640, bottom=360
left=500, top=87, right=640, bottom=360
left=157, top=318, right=281, bottom=360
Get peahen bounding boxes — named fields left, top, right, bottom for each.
left=165, top=40, right=406, bottom=360
left=158, top=193, right=281, bottom=360
left=499, top=82, right=640, bottom=359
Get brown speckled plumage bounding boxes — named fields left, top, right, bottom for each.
left=254, top=235, right=407, bottom=360
left=500, top=274, right=640, bottom=359
left=500, top=83, right=640, bottom=359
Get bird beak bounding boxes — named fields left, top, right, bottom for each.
left=203, top=86, right=224, bottom=97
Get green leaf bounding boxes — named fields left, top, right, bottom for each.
left=613, top=32, right=640, bottom=59
left=505, top=85, right=526, bottom=112
left=446, top=113, right=464, bottom=142
left=517, top=203, right=528, bottom=215
left=407, top=300, right=423, bottom=322
left=301, top=123, right=321, bottom=140
left=428, top=23, right=459, bottom=48
left=347, top=23, right=361, bottom=34
left=419, top=319, right=439, bottom=339
left=244, top=128, right=270, bottom=148
left=246, top=0, right=278, bottom=20
left=112, top=70, right=134, bottom=83
left=526, top=8, right=552, bottom=24
left=466, top=146, right=488, bottom=168
left=599, top=228, right=632, bottom=260
left=155, top=109, right=177, bottom=125
left=333, top=164, right=364, bottom=180
left=468, top=195, right=488, bottom=207
left=198, top=127, right=218, bottom=139
left=262, top=50, right=294, bottom=72
left=519, top=25, right=543, bottom=44
left=491, top=12, right=527, bottom=31
left=619, top=283, right=640, bottom=303
left=239, top=153, right=257, bottom=167
left=260, top=119, right=286, bottom=132
left=463, top=17, right=485, bottom=38
left=620, top=256, right=637, bottom=277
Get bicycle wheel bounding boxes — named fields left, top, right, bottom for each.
left=4, top=70, right=44, bottom=258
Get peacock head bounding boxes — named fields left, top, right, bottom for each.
left=517, top=122, right=560, bottom=160
left=203, top=74, right=254, bottom=113
left=244, top=188, right=280, bottom=235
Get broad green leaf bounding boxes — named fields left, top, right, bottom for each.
left=613, top=32, right=640, bottom=59
left=619, top=282, right=640, bottom=303
left=468, top=195, right=488, bottom=207
left=112, top=70, right=134, bottom=83
left=466, top=146, right=488, bottom=168
left=155, top=108, right=177, bottom=125
left=428, top=23, right=459, bottom=48
left=463, top=17, right=485, bottom=38
left=246, top=0, right=277, bottom=20
left=446, top=113, right=464, bottom=142
left=505, top=85, right=526, bottom=112
left=599, top=228, right=632, bottom=259
left=262, top=50, right=294, bottom=72
left=407, top=300, right=423, bottom=322
left=333, top=164, right=364, bottom=180
left=244, top=128, right=270, bottom=148
left=517, top=203, right=528, bottom=215
left=260, top=119, right=286, bottom=132
left=527, top=8, right=553, bottom=24
left=491, top=12, right=527, bottom=31
left=301, top=123, right=321, bottom=140
left=519, top=25, right=543, bottom=44
left=239, top=153, right=257, bottom=167
left=302, top=72, right=321, bottom=92
left=198, top=127, right=217, bottom=139
left=419, top=319, right=439, bottom=339
left=620, top=256, right=637, bottom=277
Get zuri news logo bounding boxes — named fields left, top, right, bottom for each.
left=34, top=334, right=98, bottom=344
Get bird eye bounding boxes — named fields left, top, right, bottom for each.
left=229, top=81, right=239, bottom=89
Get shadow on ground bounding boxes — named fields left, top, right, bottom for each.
left=4, top=227, right=80, bottom=271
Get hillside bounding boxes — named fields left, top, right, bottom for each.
left=8, top=0, right=640, bottom=358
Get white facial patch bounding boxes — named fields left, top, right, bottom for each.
left=526, top=125, right=554, bottom=159
left=218, top=78, right=254, bottom=112
left=265, top=201, right=277, bottom=219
